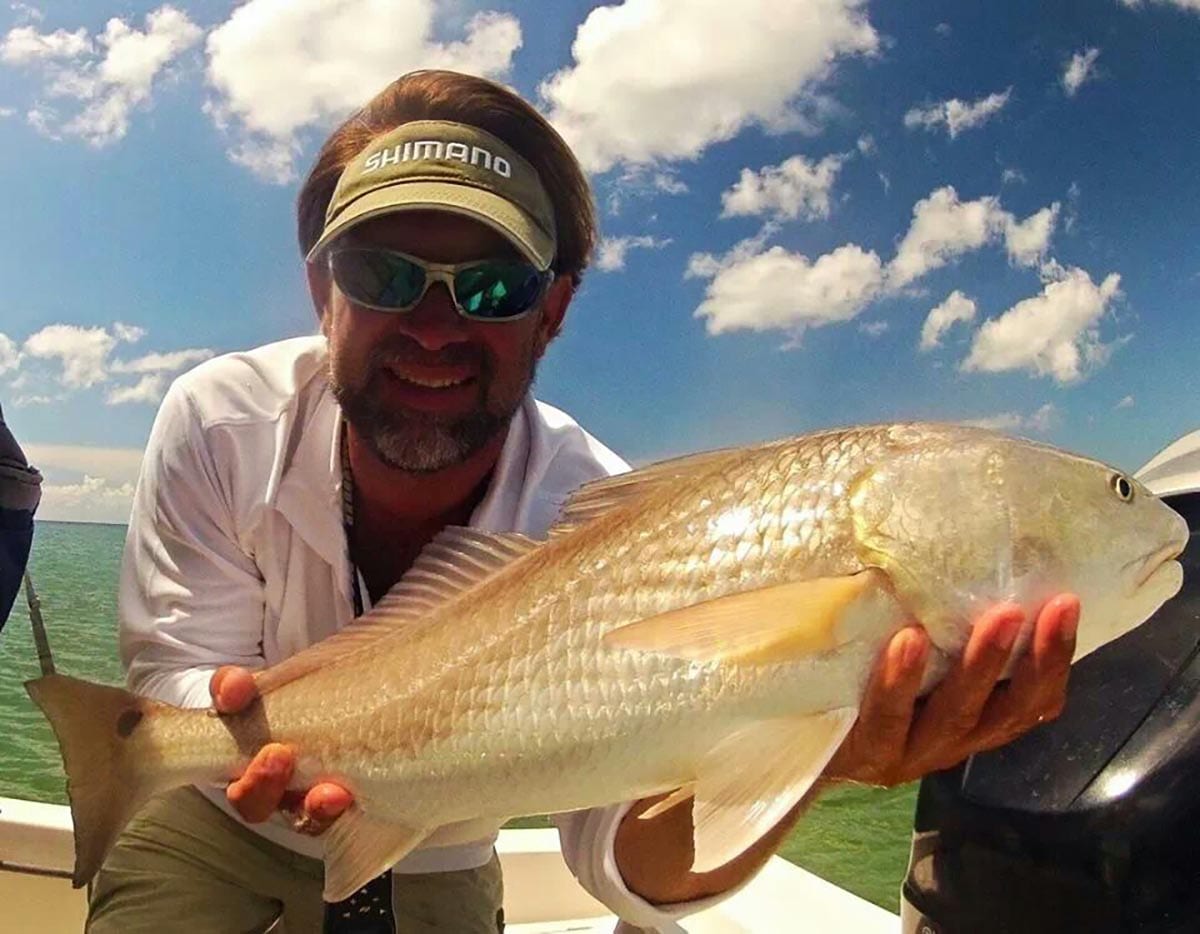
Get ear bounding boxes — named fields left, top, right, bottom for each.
left=534, top=276, right=574, bottom=358
left=306, top=260, right=332, bottom=328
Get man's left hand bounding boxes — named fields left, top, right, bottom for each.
left=826, top=593, right=1080, bottom=787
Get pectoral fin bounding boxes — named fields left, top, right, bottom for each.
left=602, top=571, right=892, bottom=665
left=689, top=708, right=859, bottom=874
left=322, top=805, right=430, bottom=902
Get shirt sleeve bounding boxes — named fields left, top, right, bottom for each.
left=118, top=381, right=267, bottom=709
left=553, top=805, right=750, bottom=932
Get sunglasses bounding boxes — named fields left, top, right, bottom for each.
left=324, top=247, right=554, bottom=322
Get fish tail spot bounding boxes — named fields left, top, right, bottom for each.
left=116, top=708, right=143, bottom=738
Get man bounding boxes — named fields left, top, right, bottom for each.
left=91, top=70, right=1079, bottom=932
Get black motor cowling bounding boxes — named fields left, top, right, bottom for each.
left=902, top=491, right=1200, bottom=934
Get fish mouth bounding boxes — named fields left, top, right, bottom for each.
left=1132, top=541, right=1186, bottom=591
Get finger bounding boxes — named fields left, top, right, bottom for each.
left=857, top=627, right=928, bottom=746
left=210, top=665, right=259, bottom=715
left=227, top=743, right=294, bottom=823
left=974, top=594, right=1080, bottom=746
left=826, top=625, right=928, bottom=784
left=298, top=783, right=355, bottom=835
left=905, top=605, right=1024, bottom=766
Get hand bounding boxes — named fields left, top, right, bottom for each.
left=825, top=593, right=1080, bottom=787
left=210, top=665, right=354, bottom=833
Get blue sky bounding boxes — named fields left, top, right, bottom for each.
left=1, top=0, right=1197, bottom=522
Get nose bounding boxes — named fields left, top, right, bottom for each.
left=391, top=281, right=469, bottom=352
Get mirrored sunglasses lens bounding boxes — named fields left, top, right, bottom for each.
left=332, top=250, right=424, bottom=309
left=454, top=263, right=544, bottom=319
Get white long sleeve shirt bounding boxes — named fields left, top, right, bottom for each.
left=118, top=335, right=714, bottom=930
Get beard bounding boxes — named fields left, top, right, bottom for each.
left=328, top=333, right=536, bottom=474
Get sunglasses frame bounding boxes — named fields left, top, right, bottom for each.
left=324, top=246, right=554, bottom=323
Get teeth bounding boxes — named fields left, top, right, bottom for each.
left=388, top=366, right=470, bottom=389
left=404, top=375, right=465, bottom=388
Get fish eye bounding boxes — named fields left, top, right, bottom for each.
left=1109, top=473, right=1134, bottom=502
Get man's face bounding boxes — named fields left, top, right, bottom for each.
left=313, top=211, right=567, bottom=473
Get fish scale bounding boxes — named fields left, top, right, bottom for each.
left=27, top=423, right=1189, bottom=905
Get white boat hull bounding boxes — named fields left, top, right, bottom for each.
left=0, top=796, right=897, bottom=932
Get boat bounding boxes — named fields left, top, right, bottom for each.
left=0, top=794, right=896, bottom=932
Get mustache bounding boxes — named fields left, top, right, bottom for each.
left=363, top=336, right=485, bottom=372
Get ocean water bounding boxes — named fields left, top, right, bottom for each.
left=0, top=520, right=917, bottom=911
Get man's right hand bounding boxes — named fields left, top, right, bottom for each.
left=210, top=665, right=354, bottom=833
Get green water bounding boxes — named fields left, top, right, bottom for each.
left=0, top=521, right=915, bottom=911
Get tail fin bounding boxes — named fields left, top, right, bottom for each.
left=25, top=673, right=163, bottom=888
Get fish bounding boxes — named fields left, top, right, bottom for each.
left=27, top=422, right=1189, bottom=902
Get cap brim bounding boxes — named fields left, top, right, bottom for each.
left=307, top=180, right=555, bottom=270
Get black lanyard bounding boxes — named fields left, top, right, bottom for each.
left=326, top=422, right=393, bottom=933
left=340, top=423, right=365, bottom=618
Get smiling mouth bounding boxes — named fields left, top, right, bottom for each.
left=383, top=363, right=475, bottom=389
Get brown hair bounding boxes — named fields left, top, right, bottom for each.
left=297, top=70, right=596, bottom=286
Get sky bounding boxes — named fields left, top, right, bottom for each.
left=1, top=0, right=1198, bottom=523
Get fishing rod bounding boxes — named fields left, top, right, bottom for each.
left=24, top=571, right=55, bottom=677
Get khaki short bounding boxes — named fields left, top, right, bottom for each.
left=87, top=787, right=504, bottom=933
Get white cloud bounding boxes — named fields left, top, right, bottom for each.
left=962, top=265, right=1123, bottom=383
left=720, top=153, right=846, bottom=222
left=858, top=320, right=889, bottom=337
left=1002, top=167, right=1026, bottom=185
left=962, top=403, right=1058, bottom=434
left=888, top=187, right=1006, bottom=288
left=1119, top=0, right=1200, bottom=14
left=0, top=25, right=90, bottom=63
left=110, top=348, right=213, bottom=374
left=0, top=333, right=20, bottom=373
left=12, top=393, right=60, bottom=407
left=16, top=322, right=211, bottom=399
left=106, top=374, right=168, bottom=405
left=23, top=443, right=143, bottom=486
left=856, top=134, right=876, bottom=156
left=4, top=6, right=202, bottom=146
left=204, top=0, right=520, bottom=183
left=596, top=235, right=672, bottom=272
left=1004, top=203, right=1060, bottom=267
left=1116, top=394, right=1135, bottom=409
left=605, top=165, right=689, bottom=215
left=23, top=324, right=116, bottom=387
left=1062, top=47, right=1100, bottom=96
left=541, top=0, right=879, bottom=173
left=38, top=475, right=137, bottom=524
left=9, top=3, right=44, bottom=25
left=920, top=290, right=977, bottom=351
left=112, top=321, right=146, bottom=344
left=903, top=88, right=1011, bottom=139
left=688, top=237, right=884, bottom=337
left=888, top=187, right=1059, bottom=287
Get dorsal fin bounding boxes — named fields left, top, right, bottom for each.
left=253, top=527, right=540, bottom=695
left=550, top=447, right=743, bottom=537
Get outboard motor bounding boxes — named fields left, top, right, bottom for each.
left=901, top=430, right=1200, bottom=934
left=0, top=403, right=42, bottom=632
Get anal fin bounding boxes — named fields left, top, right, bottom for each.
left=690, top=708, right=859, bottom=874
left=322, top=805, right=430, bottom=902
